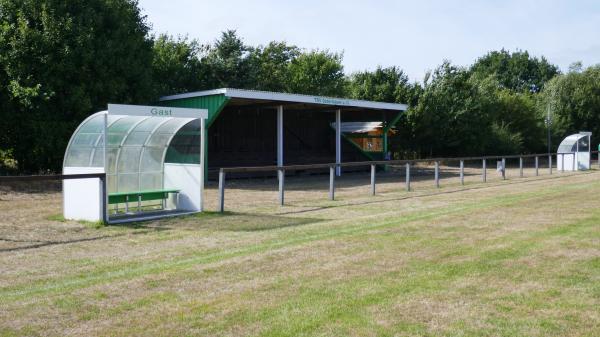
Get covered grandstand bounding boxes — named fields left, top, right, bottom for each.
left=159, top=88, right=408, bottom=176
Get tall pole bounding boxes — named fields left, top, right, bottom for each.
left=103, top=112, right=108, bottom=222
left=546, top=105, right=552, bottom=155
left=199, top=118, right=205, bottom=212
left=335, top=109, right=341, bottom=176
left=277, top=105, right=283, bottom=167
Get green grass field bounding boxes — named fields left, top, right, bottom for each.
left=0, top=171, right=599, bottom=336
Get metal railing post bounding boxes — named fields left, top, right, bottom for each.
left=435, top=161, right=440, bottom=188
left=459, top=160, right=464, bottom=185
left=278, top=168, right=285, bottom=206
left=519, top=157, right=523, bottom=178
left=329, top=165, right=335, bottom=200
left=205, top=152, right=572, bottom=212
left=370, top=164, right=376, bottom=196
left=218, top=169, right=225, bottom=212
left=406, top=163, right=411, bottom=191
left=482, top=159, right=487, bottom=182
left=572, top=153, right=576, bottom=171
left=100, top=175, right=108, bottom=224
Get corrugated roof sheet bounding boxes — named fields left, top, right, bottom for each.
left=160, top=88, right=408, bottom=111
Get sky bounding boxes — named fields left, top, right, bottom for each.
left=138, top=0, right=600, bottom=82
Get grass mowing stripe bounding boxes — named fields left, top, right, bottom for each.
left=1, top=180, right=597, bottom=302
left=0, top=182, right=588, bottom=301
left=182, top=209, right=600, bottom=337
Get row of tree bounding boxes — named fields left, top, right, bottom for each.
left=1, top=0, right=599, bottom=172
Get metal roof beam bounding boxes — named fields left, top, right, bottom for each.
left=160, top=88, right=408, bottom=111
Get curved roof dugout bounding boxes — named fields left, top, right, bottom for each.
left=557, top=133, right=590, bottom=153
left=64, top=111, right=200, bottom=194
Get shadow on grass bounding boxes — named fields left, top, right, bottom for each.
left=0, top=235, right=126, bottom=253
left=91, top=210, right=324, bottom=233
left=1, top=220, right=171, bottom=253
left=46, top=209, right=324, bottom=234
left=153, top=211, right=326, bottom=232
left=276, top=171, right=594, bottom=216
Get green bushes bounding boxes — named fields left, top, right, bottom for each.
left=1, top=1, right=598, bottom=172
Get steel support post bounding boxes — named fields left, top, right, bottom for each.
left=519, top=157, right=523, bottom=177
left=335, top=109, right=341, bottom=176
left=199, top=118, right=205, bottom=212
left=435, top=161, right=440, bottom=188
left=277, top=105, right=283, bottom=167
left=370, top=164, right=376, bottom=196
left=460, top=160, right=464, bottom=185
left=406, top=163, right=411, bottom=191
left=218, top=170, right=225, bottom=212
left=483, top=159, right=487, bottom=182
left=329, top=165, right=335, bottom=200
left=278, top=168, right=285, bottom=206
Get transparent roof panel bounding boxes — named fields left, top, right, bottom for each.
left=72, top=133, right=100, bottom=147
left=140, top=147, right=164, bottom=172
left=133, top=117, right=165, bottom=132
left=578, top=137, right=590, bottom=151
left=64, top=111, right=198, bottom=194
left=78, top=115, right=105, bottom=133
left=558, top=134, right=589, bottom=153
left=166, top=120, right=201, bottom=164
left=155, top=118, right=190, bottom=135
left=64, top=113, right=105, bottom=167
left=123, top=131, right=151, bottom=146
left=109, top=116, right=145, bottom=133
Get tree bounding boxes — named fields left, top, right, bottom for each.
left=347, top=66, right=419, bottom=106
left=346, top=66, right=423, bottom=157
left=152, top=34, right=204, bottom=97
left=471, top=49, right=559, bottom=93
left=492, top=89, right=544, bottom=153
left=0, top=0, right=154, bottom=172
left=540, top=65, right=600, bottom=145
left=287, top=50, right=346, bottom=96
left=249, top=41, right=300, bottom=92
left=0, top=62, right=16, bottom=172
left=407, top=62, right=518, bottom=156
left=200, top=30, right=255, bottom=89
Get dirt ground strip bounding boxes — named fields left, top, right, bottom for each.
left=0, top=168, right=598, bottom=336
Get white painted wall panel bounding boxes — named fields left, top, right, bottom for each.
left=63, top=167, right=104, bottom=222
left=164, top=163, right=201, bottom=211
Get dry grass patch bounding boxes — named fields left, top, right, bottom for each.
left=0, top=170, right=599, bottom=336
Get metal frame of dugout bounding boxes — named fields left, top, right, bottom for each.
left=557, top=132, right=592, bottom=171
left=62, top=104, right=208, bottom=224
